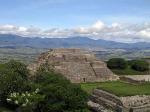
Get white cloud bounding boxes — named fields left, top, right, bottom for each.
left=92, top=21, right=105, bottom=30
left=0, top=25, right=17, bottom=31
left=18, top=27, right=27, bottom=32
left=0, top=21, right=150, bottom=43
left=138, top=28, right=150, bottom=38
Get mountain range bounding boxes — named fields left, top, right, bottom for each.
left=0, top=34, right=149, bottom=49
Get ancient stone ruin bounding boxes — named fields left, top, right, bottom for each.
left=89, top=89, right=150, bottom=112
left=28, top=48, right=119, bottom=83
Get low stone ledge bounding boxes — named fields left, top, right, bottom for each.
left=131, top=104, right=150, bottom=112
left=93, top=89, right=123, bottom=106
left=87, top=100, right=114, bottom=112
left=90, top=89, right=150, bottom=112
left=119, top=76, right=145, bottom=84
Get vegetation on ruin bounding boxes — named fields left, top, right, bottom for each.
left=81, top=81, right=150, bottom=97
left=0, top=60, right=89, bottom=112
left=107, top=58, right=149, bottom=75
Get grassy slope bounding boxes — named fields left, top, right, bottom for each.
left=81, top=81, right=150, bottom=97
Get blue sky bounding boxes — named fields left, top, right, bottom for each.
left=0, top=0, right=150, bottom=42
left=0, top=0, right=150, bottom=28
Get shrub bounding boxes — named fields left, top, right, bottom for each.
left=5, top=60, right=29, bottom=79
left=7, top=89, right=45, bottom=112
left=34, top=70, right=88, bottom=112
left=107, top=58, right=127, bottom=69
left=0, top=60, right=30, bottom=104
left=131, top=60, right=149, bottom=72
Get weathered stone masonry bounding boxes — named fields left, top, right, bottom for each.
left=89, top=89, right=150, bottom=112
left=28, top=48, right=119, bottom=83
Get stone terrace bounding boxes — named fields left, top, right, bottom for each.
left=28, top=48, right=119, bottom=83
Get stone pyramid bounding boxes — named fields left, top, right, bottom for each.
left=29, top=48, right=119, bottom=83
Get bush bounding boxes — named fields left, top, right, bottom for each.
left=34, top=70, right=88, bottom=112
left=107, top=58, right=127, bottom=69
left=5, top=60, right=29, bottom=80
left=130, top=60, right=149, bottom=72
left=0, top=60, right=30, bottom=104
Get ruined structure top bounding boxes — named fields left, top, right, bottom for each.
left=29, top=48, right=119, bottom=83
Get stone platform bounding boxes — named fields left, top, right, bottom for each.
left=28, top=48, right=119, bottom=83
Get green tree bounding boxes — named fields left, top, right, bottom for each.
left=107, top=58, right=127, bottom=69
left=5, top=60, right=29, bottom=79
left=0, top=60, right=30, bottom=104
left=130, top=60, right=149, bottom=72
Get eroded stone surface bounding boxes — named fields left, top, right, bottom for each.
left=123, top=75, right=150, bottom=82
left=90, top=89, right=150, bottom=112
left=120, top=95, right=150, bottom=108
left=87, top=101, right=113, bottom=112
left=28, top=48, right=119, bottom=83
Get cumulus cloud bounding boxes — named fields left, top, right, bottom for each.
left=0, top=21, right=150, bottom=43
left=138, top=28, right=150, bottom=38
left=92, top=21, right=105, bottom=30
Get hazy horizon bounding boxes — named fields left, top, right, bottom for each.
left=0, top=0, right=150, bottom=43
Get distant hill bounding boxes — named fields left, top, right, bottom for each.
left=0, top=34, right=149, bottom=49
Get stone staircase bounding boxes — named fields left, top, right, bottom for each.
left=89, top=89, right=129, bottom=112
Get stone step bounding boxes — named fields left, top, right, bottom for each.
left=93, top=89, right=123, bottom=106
left=90, top=94, right=123, bottom=111
left=87, top=100, right=114, bottom=112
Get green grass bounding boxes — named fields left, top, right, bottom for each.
left=111, top=67, right=149, bottom=75
left=81, top=81, right=150, bottom=97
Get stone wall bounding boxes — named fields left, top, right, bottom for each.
left=120, top=95, right=150, bottom=108
left=55, top=62, right=97, bottom=83
left=119, top=75, right=150, bottom=85
left=119, top=76, right=145, bottom=84
left=122, top=75, right=150, bottom=82
left=93, top=89, right=123, bottom=106
left=131, top=105, right=150, bottom=112
left=90, top=89, right=125, bottom=111
left=87, top=101, right=114, bottom=112
left=90, top=89, right=150, bottom=112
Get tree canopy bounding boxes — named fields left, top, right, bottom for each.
left=130, top=60, right=149, bottom=72
left=107, top=58, right=127, bottom=69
